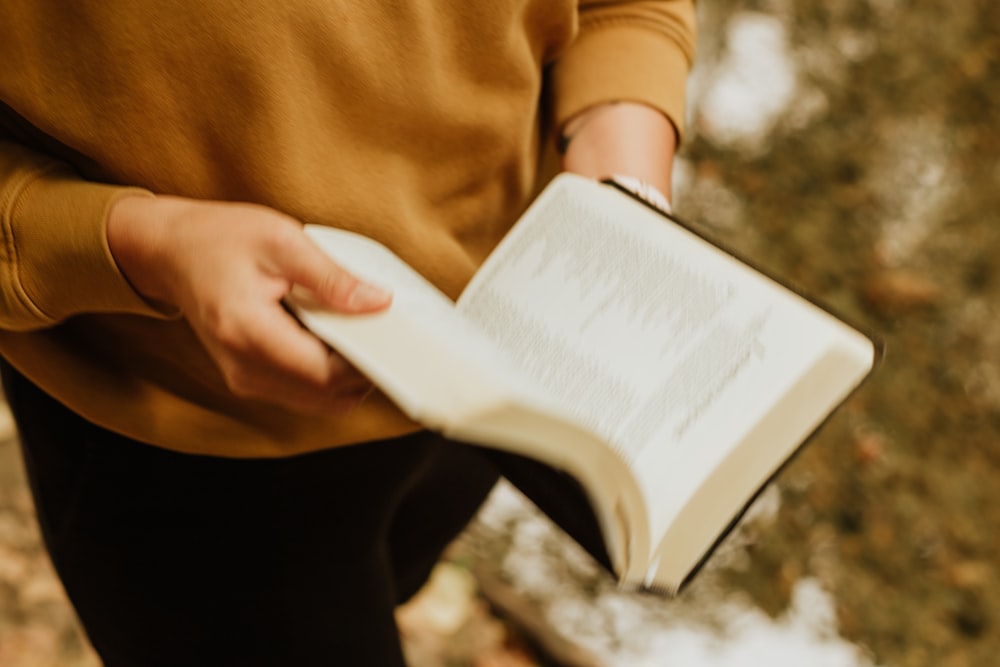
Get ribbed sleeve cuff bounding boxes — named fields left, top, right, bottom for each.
left=5, top=166, right=178, bottom=327
left=551, top=22, right=694, bottom=141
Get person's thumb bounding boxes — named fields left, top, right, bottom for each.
left=276, top=230, right=392, bottom=312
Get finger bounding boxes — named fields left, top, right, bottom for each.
left=216, top=301, right=367, bottom=394
left=232, top=365, right=374, bottom=415
left=269, top=227, right=392, bottom=313
left=223, top=361, right=373, bottom=414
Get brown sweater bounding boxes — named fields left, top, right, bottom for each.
left=0, top=0, right=695, bottom=457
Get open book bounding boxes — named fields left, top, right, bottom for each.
left=290, top=174, right=877, bottom=594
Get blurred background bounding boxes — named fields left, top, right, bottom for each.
left=1, top=0, right=998, bottom=665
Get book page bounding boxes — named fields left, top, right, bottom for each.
left=634, top=300, right=866, bottom=546
left=457, top=176, right=870, bottom=532
left=294, top=227, right=567, bottom=425
left=459, top=180, right=758, bottom=463
left=645, top=326, right=873, bottom=591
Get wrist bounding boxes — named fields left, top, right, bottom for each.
left=107, top=194, right=185, bottom=305
left=560, top=101, right=677, bottom=199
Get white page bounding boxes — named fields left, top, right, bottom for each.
left=634, top=301, right=841, bottom=543
left=299, top=227, right=563, bottom=417
left=457, top=176, right=839, bottom=494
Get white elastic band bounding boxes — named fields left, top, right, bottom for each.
left=610, top=174, right=672, bottom=214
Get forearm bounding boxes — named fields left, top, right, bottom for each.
left=551, top=0, right=695, bottom=202
left=560, top=101, right=678, bottom=200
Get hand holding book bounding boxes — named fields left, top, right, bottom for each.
left=107, top=194, right=391, bottom=413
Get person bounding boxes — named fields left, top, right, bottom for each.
left=0, top=1, right=696, bottom=664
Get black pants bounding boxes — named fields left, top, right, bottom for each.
left=2, top=365, right=499, bottom=666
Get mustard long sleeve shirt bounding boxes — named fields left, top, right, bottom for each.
left=0, top=0, right=695, bottom=457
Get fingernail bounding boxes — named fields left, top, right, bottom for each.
left=348, top=282, right=391, bottom=309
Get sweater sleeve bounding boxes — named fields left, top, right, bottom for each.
left=550, top=0, right=697, bottom=139
left=0, top=140, right=177, bottom=331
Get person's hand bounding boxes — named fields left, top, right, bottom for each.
left=107, top=195, right=392, bottom=414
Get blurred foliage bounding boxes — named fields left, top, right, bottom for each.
left=688, top=1, right=1000, bottom=666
